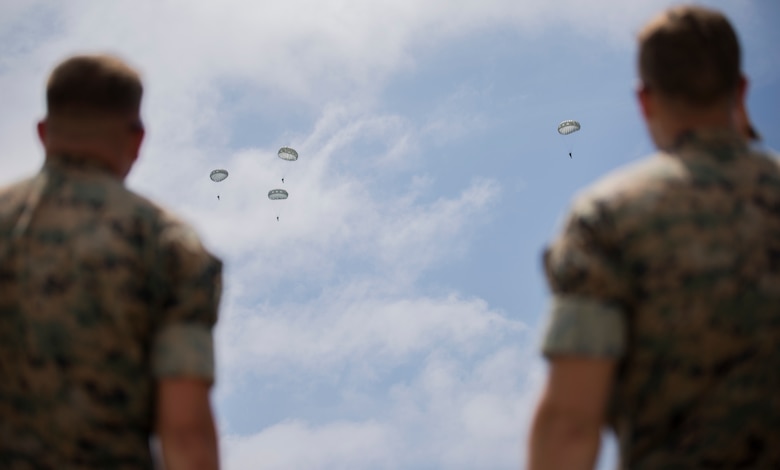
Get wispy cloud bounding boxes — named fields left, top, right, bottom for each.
left=219, top=338, right=543, bottom=470
left=220, top=288, right=524, bottom=376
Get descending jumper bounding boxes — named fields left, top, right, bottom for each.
left=557, top=120, right=581, bottom=158
left=210, top=169, right=229, bottom=200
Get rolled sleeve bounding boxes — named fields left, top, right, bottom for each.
left=541, top=195, right=631, bottom=360
left=152, top=323, right=215, bottom=381
left=542, top=295, right=626, bottom=358
left=153, top=220, right=223, bottom=382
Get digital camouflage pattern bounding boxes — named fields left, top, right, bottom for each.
left=541, top=130, right=780, bottom=469
left=0, top=156, right=222, bottom=469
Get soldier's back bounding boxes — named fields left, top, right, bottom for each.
left=0, top=158, right=189, bottom=469
left=587, top=132, right=780, bottom=468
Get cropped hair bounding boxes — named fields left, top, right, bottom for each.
left=46, top=54, right=143, bottom=118
left=638, top=5, right=741, bottom=107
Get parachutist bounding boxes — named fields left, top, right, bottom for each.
left=558, top=120, right=581, bottom=159
left=281, top=178, right=284, bottom=183
left=268, top=189, right=288, bottom=221
left=210, top=169, right=228, bottom=201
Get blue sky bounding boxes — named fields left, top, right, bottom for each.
left=1, top=1, right=778, bottom=468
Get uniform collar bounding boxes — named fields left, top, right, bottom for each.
left=668, top=129, right=749, bottom=162
left=43, top=153, right=118, bottom=179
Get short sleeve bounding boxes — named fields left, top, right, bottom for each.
left=151, top=221, right=223, bottom=382
left=541, top=197, right=630, bottom=359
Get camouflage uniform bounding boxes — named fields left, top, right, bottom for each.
left=0, top=155, right=222, bottom=469
left=541, top=130, right=780, bottom=469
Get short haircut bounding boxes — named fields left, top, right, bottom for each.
left=46, top=54, right=143, bottom=118
left=638, top=5, right=741, bottom=107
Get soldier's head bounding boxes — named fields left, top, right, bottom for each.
left=38, top=54, right=145, bottom=179
left=635, top=5, right=746, bottom=149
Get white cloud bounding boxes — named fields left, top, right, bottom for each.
left=219, top=286, right=524, bottom=378
left=2, top=0, right=679, bottom=108
left=0, top=0, right=689, bottom=191
left=214, top=259, right=533, bottom=469
left=0, top=0, right=683, bottom=192
left=223, top=420, right=398, bottom=470
left=220, top=342, right=545, bottom=470
left=128, top=97, right=501, bottom=301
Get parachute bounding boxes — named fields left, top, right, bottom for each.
left=278, top=147, right=299, bottom=162
left=268, top=189, right=289, bottom=200
left=557, top=120, right=581, bottom=158
left=557, top=120, right=581, bottom=135
left=210, top=169, right=229, bottom=182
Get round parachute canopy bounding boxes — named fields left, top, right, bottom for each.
left=557, top=120, right=581, bottom=135
left=210, top=169, right=229, bottom=182
left=278, top=147, right=299, bottom=161
left=268, top=189, right=289, bottom=200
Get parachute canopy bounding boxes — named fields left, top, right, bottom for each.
left=278, top=147, right=299, bottom=161
left=557, top=120, right=581, bottom=135
left=268, top=189, right=289, bottom=200
left=210, top=169, right=229, bottom=182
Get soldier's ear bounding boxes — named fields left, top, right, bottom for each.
left=636, top=82, right=653, bottom=121
left=738, top=75, right=748, bottom=99
left=737, top=75, right=747, bottom=104
left=130, top=125, right=145, bottom=160
left=36, top=120, right=47, bottom=145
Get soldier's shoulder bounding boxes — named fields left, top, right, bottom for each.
left=748, top=146, right=780, bottom=171
left=123, top=191, right=217, bottom=260
left=105, top=184, right=210, bottom=246
left=593, top=153, right=682, bottom=195
left=572, top=154, right=681, bottom=213
left=0, top=175, right=43, bottom=220
left=108, top=185, right=190, bottom=227
left=0, top=174, right=39, bottom=201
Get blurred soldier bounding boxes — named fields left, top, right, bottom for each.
left=529, top=5, right=780, bottom=469
left=0, top=54, right=222, bottom=469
